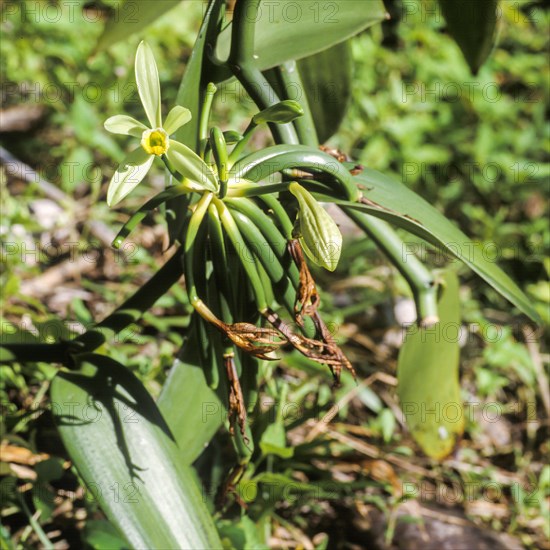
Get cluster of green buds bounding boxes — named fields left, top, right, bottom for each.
left=106, top=42, right=354, bottom=436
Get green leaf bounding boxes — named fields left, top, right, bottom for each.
left=107, top=147, right=153, bottom=207
left=51, top=354, right=221, bottom=549
left=83, top=520, right=128, bottom=550
left=214, top=0, right=388, bottom=70
left=158, top=316, right=224, bottom=465
left=32, top=484, right=56, bottom=522
left=343, top=169, right=541, bottom=323
left=168, top=0, right=221, bottom=244
left=259, top=423, right=294, bottom=459
left=289, top=182, right=342, bottom=271
left=439, top=0, right=499, bottom=74
left=397, top=271, right=464, bottom=459
left=95, top=0, right=181, bottom=52
left=378, top=408, right=397, bottom=444
left=175, top=1, right=221, bottom=150
left=296, top=41, right=353, bottom=143
left=35, top=458, right=64, bottom=483
left=135, top=41, right=162, bottom=128
left=252, top=100, right=304, bottom=125
left=218, top=516, right=268, bottom=550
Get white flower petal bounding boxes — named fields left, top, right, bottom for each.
left=135, top=41, right=162, bottom=128
left=166, top=141, right=218, bottom=192
left=163, top=106, right=192, bottom=135
left=104, top=115, right=148, bottom=137
left=107, top=148, right=154, bottom=206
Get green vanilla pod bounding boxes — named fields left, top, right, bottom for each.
left=289, top=182, right=342, bottom=272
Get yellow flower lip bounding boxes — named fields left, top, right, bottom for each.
left=141, top=128, right=170, bottom=156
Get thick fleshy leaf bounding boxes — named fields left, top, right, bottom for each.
left=214, top=0, right=388, bottom=70
left=166, top=140, right=218, bottom=192
left=289, top=182, right=342, bottom=271
left=107, top=147, right=153, bottom=206
left=168, top=0, right=221, bottom=244
left=397, top=271, right=464, bottom=459
left=296, top=41, right=353, bottom=143
left=51, top=354, right=222, bottom=549
left=439, top=0, right=499, bottom=74
left=340, top=169, right=540, bottom=323
left=252, top=100, right=304, bottom=125
left=231, top=145, right=539, bottom=322
left=158, top=315, right=224, bottom=464
left=104, top=114, right=148, bottom=138
left=95, top=0, right=180, bottom=52
left=164, top=105, right=192, bottom=135
left=135, top=41, right=162, bottom=128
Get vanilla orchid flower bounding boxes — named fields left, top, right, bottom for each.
left=104, top=41, right=218, bottom=206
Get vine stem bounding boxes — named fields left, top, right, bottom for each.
left=345, top=209, right=439, bottom=326
left=228, top=0, right=298, bottom=145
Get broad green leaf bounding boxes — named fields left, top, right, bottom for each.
left=83, top=520, right=128, bottom=550
left=158, top=315, right=224, bottom=464
left=135, top=41, right=162, bottom=128
left=168, top=0, right=222, bottom=244
left=96, top=0, right=181, bottom=52
left=175, top=0, right=222, bottom=150
left=296, top=41, right=353, bottom=142
left=252, top=100, right=304, bottom=125
left=232, top=146, right=539, bottom=322
left=439, top=0, right=499, bottom=73
left=51, top=354, right=221, bottom=549
left=107, top=147, right=153, bottom=206
left=259, top=423, right=294, bottom=459
left=214, top=0, right=388, bottom=71
left=397, top=271, right=464, bottom=459
left=218, top=516, right=268, bottom=550
left=343, top=169, right=541, bottom=323
left=289, top=182, right=342, bottom=271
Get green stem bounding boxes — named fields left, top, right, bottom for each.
left=0, top=343, right=75, bottom=365
left=77, top=250, right=185, bottom=349
left=228, top=0, right=298, bottom=145
left=2, top=250, right=187, bottom=363
left=17, top=494, right=54, bottom=550
left=112, top=183, right=193, bottom=248
left=345, top=209, right=439, bottom=326
left=227, top=182, right=290, bottom=198
left=227, top=120, right=257, bottom=166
